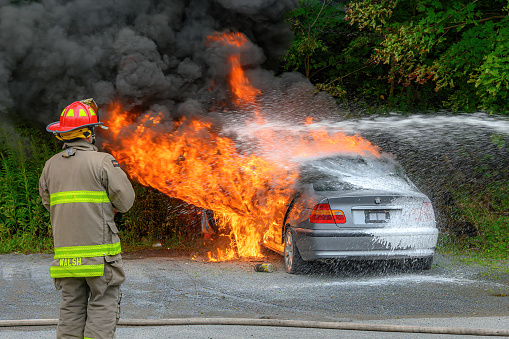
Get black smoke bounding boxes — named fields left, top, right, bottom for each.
left=0, top=0, right=299, bottom=125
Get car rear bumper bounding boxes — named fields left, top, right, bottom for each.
left=293, top=227, right=438, bottom=261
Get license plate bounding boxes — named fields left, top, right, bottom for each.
left=365, top=210, right=390, bottom=223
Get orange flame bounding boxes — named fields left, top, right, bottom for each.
left=103, top=109, right=298, bottom=259
left=207, top=32, right=264, bottom=123
left=207, top=32, right=261, bottom=106
left=102, top=32, right=380, bottom=261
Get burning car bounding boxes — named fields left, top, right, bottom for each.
left=263, top=155, right=439, bottom=274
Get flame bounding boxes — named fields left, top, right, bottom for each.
left=102, top=32, right=380, bottom=261
left=207, top=248, right=237, bottom=262
left=250, top=120, right=380, bottom=161
left=207, top=32, right=264, bottom=123
left=207, top=32, right=261, bottom=107
left=103, top=108, right=298, bottom=260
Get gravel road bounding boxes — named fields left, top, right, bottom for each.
left=1, top=250, right=508, bottom=338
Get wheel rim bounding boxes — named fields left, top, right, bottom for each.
left=284, top=230, right=293, bottom=271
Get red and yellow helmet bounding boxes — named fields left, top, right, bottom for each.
left=46, top=99, right=106, bottom=133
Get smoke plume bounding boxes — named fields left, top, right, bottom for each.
left=0, top=0, right=300, bottom=125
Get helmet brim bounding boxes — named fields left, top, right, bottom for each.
left=46, top=121, right=106, bottom=133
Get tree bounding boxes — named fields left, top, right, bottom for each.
left=345, top=0, right=509, bottom=113
left=281, top=0, right=447, bottom=111
left=283, top=0, right=350, bottom=98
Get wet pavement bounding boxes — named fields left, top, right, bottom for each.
left=1, top=251, right=509, bottom=338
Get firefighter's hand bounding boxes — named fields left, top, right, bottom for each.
left=114, top=212, right=124, bottom=225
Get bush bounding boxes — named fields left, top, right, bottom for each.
left=447, top=180, right=509, bottom=259
left=120, top=184, right=202, bottom=251
left=0, top=118, right=58, bottom=253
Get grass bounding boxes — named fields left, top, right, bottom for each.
left=0, top=119, right=58, bottom=253
left=436, top=180, right=509, bottom=262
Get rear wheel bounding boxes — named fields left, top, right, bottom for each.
left=406, top=257, right=433, bottom=271
left=417, top=257, right=433, bottom=270
left=284, top=228, right=306, bottom=274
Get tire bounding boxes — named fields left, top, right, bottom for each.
left=406, top=256, right=433, bottom=271
left=284, top=228, right=306, bottom=274
left=417, top=256, right=434, bottom=270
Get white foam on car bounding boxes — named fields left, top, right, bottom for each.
left=302, top=156, right=415, bottom=192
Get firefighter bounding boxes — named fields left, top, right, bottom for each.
left=39, top=99, right=135, bottom=339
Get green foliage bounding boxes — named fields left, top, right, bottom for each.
left=282, top=0, right=509, bottom=112
left=283, top=0, right=351, bottom=98
left=281, top=0, right=450, bottom=111
left=345, top=0, right=509, bottom=113
left=446, top=180, right=509, bottom=260
left=438, top=132, right=509, bottom=260
left=0, top=119, right=58, bottom=253
left=120, top=184, right=201, bottom=250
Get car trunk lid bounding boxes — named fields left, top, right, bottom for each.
left=318, top=189, right=428, bottom=228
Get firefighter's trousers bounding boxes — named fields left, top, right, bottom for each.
left=53, top=258, right=126, bottom=339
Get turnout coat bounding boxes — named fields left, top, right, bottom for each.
left=39, top=140, right=135, bottom=278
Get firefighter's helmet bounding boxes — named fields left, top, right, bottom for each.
left=46, top=99, right=106, bottom=133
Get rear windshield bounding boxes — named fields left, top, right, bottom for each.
left=299, top=155, right=418, bottom=192
left=312, top=179, right=359, bottom=191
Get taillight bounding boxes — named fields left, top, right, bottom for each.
left=333, top=210, right=346, bottom=223
left=420, top=202, right=435, bottom=222
left=410, top=202, right=435, bottom=222
left=310, top=203, right=346, bottom=224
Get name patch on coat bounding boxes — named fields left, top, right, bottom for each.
left=112, top=160, right=120, bottom=167
left=60, top=258, right=82, bottom=266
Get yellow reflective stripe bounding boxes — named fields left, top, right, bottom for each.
left=54, top=242, right=121, bottom=259
left=79, top=108, right=87, bottom=117
left=89, top=108, right=96, bottom=116
left=61, top=109, right=66, bottom=117
left=66, top=109, right=74, bottom=117
left=50, top=190, right=110, bottom=206
left=50, top=264, right=104, bottom=278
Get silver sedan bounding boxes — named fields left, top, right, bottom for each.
left=264, top=155, right=439, bottom=274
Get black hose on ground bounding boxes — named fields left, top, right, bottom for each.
left=0, top=318, right=508, bottom=336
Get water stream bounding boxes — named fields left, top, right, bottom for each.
left=224, top=112, right=509, bottom=236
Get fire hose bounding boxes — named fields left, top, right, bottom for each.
left=1, top=318, right=509, bottom=336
